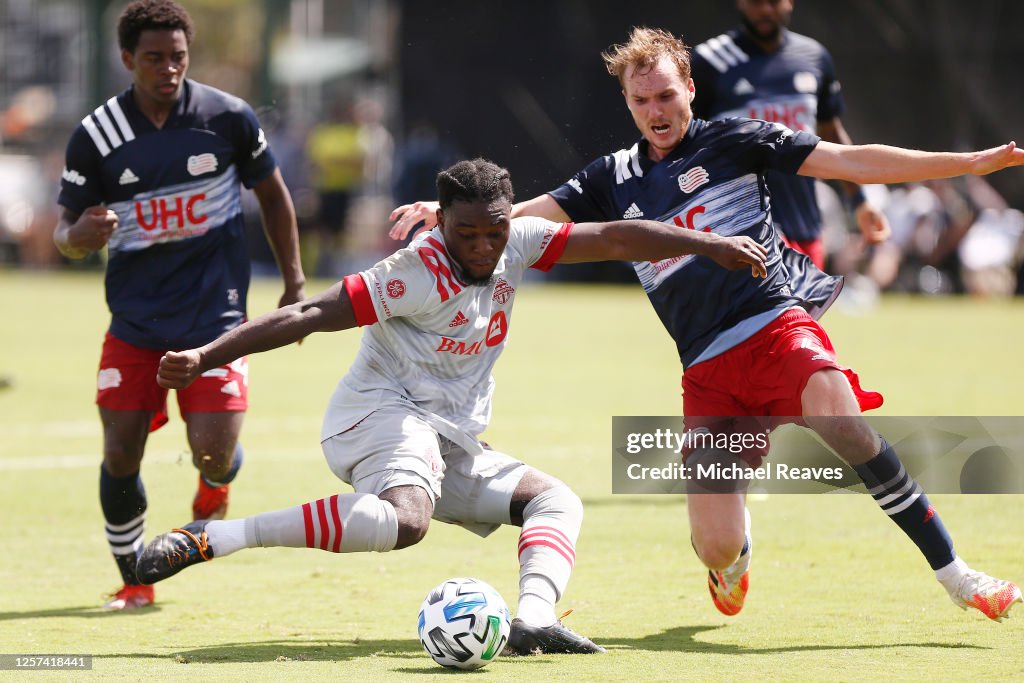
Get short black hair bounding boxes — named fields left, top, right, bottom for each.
left=117, top=0, right=194, bottom=53
left=436, top=158, right=514, bottom=210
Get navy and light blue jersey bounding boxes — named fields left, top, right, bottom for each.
left=548, top=117, right=842, bottom=368
left=691, top=28, right=844, bottom=242
left=58, top=79, right=277, bottom=349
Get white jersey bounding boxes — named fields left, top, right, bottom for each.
left=321, top=217, right=572, bottom=451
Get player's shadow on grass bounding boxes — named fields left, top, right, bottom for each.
left=603, top=625, right=990, bottom=654
left=0, top=605, right=162, bottom=621
left=99, top=639, right=425, bottom=664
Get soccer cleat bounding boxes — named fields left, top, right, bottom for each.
left=192, top=476, right=229, bottom=520
left=103, top=583, right=155, bottom=610
left=503, top=617, right=605, bottom=655
left=948, top=571, right=1023, bottom=622
left=136, top=521, right=214, bottom=585
left=708, top=568, right=750, bottom=616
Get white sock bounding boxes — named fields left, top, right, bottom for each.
left=722, top=507, right=752, bottom=585
left=516, top=486, right=583, bottom=627
left=517, top=574, right=557, bottom=627
left=205, top=519, right=248, bottom=557
left=935, top=556, right=970, bottom=592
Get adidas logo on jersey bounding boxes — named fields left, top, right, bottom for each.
left=448, top=311, right=469, bottom=328
left=733, top=78, right=755, bottom=95
left=119, top=168, right=140, bottom=185
left=62, top=167, right=86, bottom=186
left=623, top=203, right=644, bottom=219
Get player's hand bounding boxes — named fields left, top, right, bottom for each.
left=157, top=349, right=203, bottom=389
left=707, top=235, right=769, bottom=278
left=971, top=141, right=1024, bottom=175
left=388, top=201, right=440, bottom=240
left=855, top=203, right=891, bottom=244
left=69, top=206, right=118, bottom=251
left=278, top=285, right=307, bottom=345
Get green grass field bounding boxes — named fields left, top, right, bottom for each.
left=1, top=270, right=1023, bottom=682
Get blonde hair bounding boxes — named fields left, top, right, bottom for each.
left=601, top=26, right=691, bottom=87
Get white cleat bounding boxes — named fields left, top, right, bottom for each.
left=947, top=571, right=1022, bottom=622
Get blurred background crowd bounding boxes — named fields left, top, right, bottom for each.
left=2, top=0, right=1023, bottom=299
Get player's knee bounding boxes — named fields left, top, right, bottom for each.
left=692, top=533, right=745, bottom=571
left=524, top=485, right=583, bottom=525
left=394, top=509, right=431, bottom=549
left=380, top=485, right=433, bottom=550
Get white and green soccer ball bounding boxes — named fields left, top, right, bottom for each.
left=417, top=577, right=512, bottom=669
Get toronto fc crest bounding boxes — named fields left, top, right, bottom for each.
left=492, top=278, right=515, bottom=304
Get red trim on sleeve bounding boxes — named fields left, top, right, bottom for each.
left=343, top=273, right=378, bottom=326
left=530, top=222, right=574, bottom=272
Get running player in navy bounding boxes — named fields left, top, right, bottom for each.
left=53, top=0, right=306, bottom=610
left=389, top=27, right=1024, bottom=622
left=690, top=0, right=890, bottom=268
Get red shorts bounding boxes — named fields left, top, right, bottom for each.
left=682, top=308, right=883, bottom=468
left=96, top=333, right=248, bottom=432
left=782, top=236, right=825, bottom=270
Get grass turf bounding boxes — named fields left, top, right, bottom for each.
left=1, top=270, right=1022, bottom=681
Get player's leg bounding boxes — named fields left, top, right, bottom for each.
left=433, top=448, right=603, bottom=655
left=136, top=408, right=439, bottom=584
left=95, top=333, right=167, bottom=610
left=802, top=368, right=1022, bottom=621
left=99, top=407, right=156, bottom=609
left=178, top=358, right=250, bottom=520
left=687, top=488, right=751, bottom=616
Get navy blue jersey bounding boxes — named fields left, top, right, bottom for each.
left=58, top=79, right=277, bottom=349
left=548, top=117, right=842, bottom=368
left=691, top=28, right=844, bottom=242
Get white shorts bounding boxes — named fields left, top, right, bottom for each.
left=321, top=406, right=529, bottom=537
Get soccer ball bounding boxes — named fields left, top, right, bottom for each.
left=417, top=577, right=512, bottom=669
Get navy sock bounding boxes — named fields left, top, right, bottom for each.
left=99, top=466, right=147, bottom=585
left=201, top=442, right=244, bottom=487
left=853, top=438, right=955, bottom=570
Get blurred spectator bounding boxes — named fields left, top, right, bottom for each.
left=341, top=95, right=395, bottom=270
left=829, top=175, right=1023, bottom=298
left=305, top=97, right=366, bottom=277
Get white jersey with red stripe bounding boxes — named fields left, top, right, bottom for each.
left=321, top=217, right=572, bottom=451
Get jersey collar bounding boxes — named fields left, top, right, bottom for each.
left=123, top=79, right=193, bottom=132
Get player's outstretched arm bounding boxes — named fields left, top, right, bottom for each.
left=557, top=219, right=768, bottom=278
left=799, top=140, right=1024, bottom=184
left=157, top=281, right=357, bottom=389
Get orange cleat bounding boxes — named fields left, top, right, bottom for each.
left=949, top=571, right=1023, bottom=622
left=708, top=569, right=749, bottom=616
left=103, top=583, right=155, bottom=610
left=192, top=476, right=229, bottom=521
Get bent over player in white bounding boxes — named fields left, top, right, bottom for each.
left=137, top=158, right=767, bottom=655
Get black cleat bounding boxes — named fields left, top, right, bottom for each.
left=503, top=617, right=606, bottom=656
left=137, top=521, right=214, bottom=585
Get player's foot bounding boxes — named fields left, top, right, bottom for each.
left=947, top=570, right=1022, bottom=622
left=137, top=521, right=214, bottom=585
left=102, top=583, right=155, bottom=610
left=708, top=568, right=750, bottom=616
left=503, top=617, right=605, bottom=655
left=192, top=477, right=229, bottom=520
